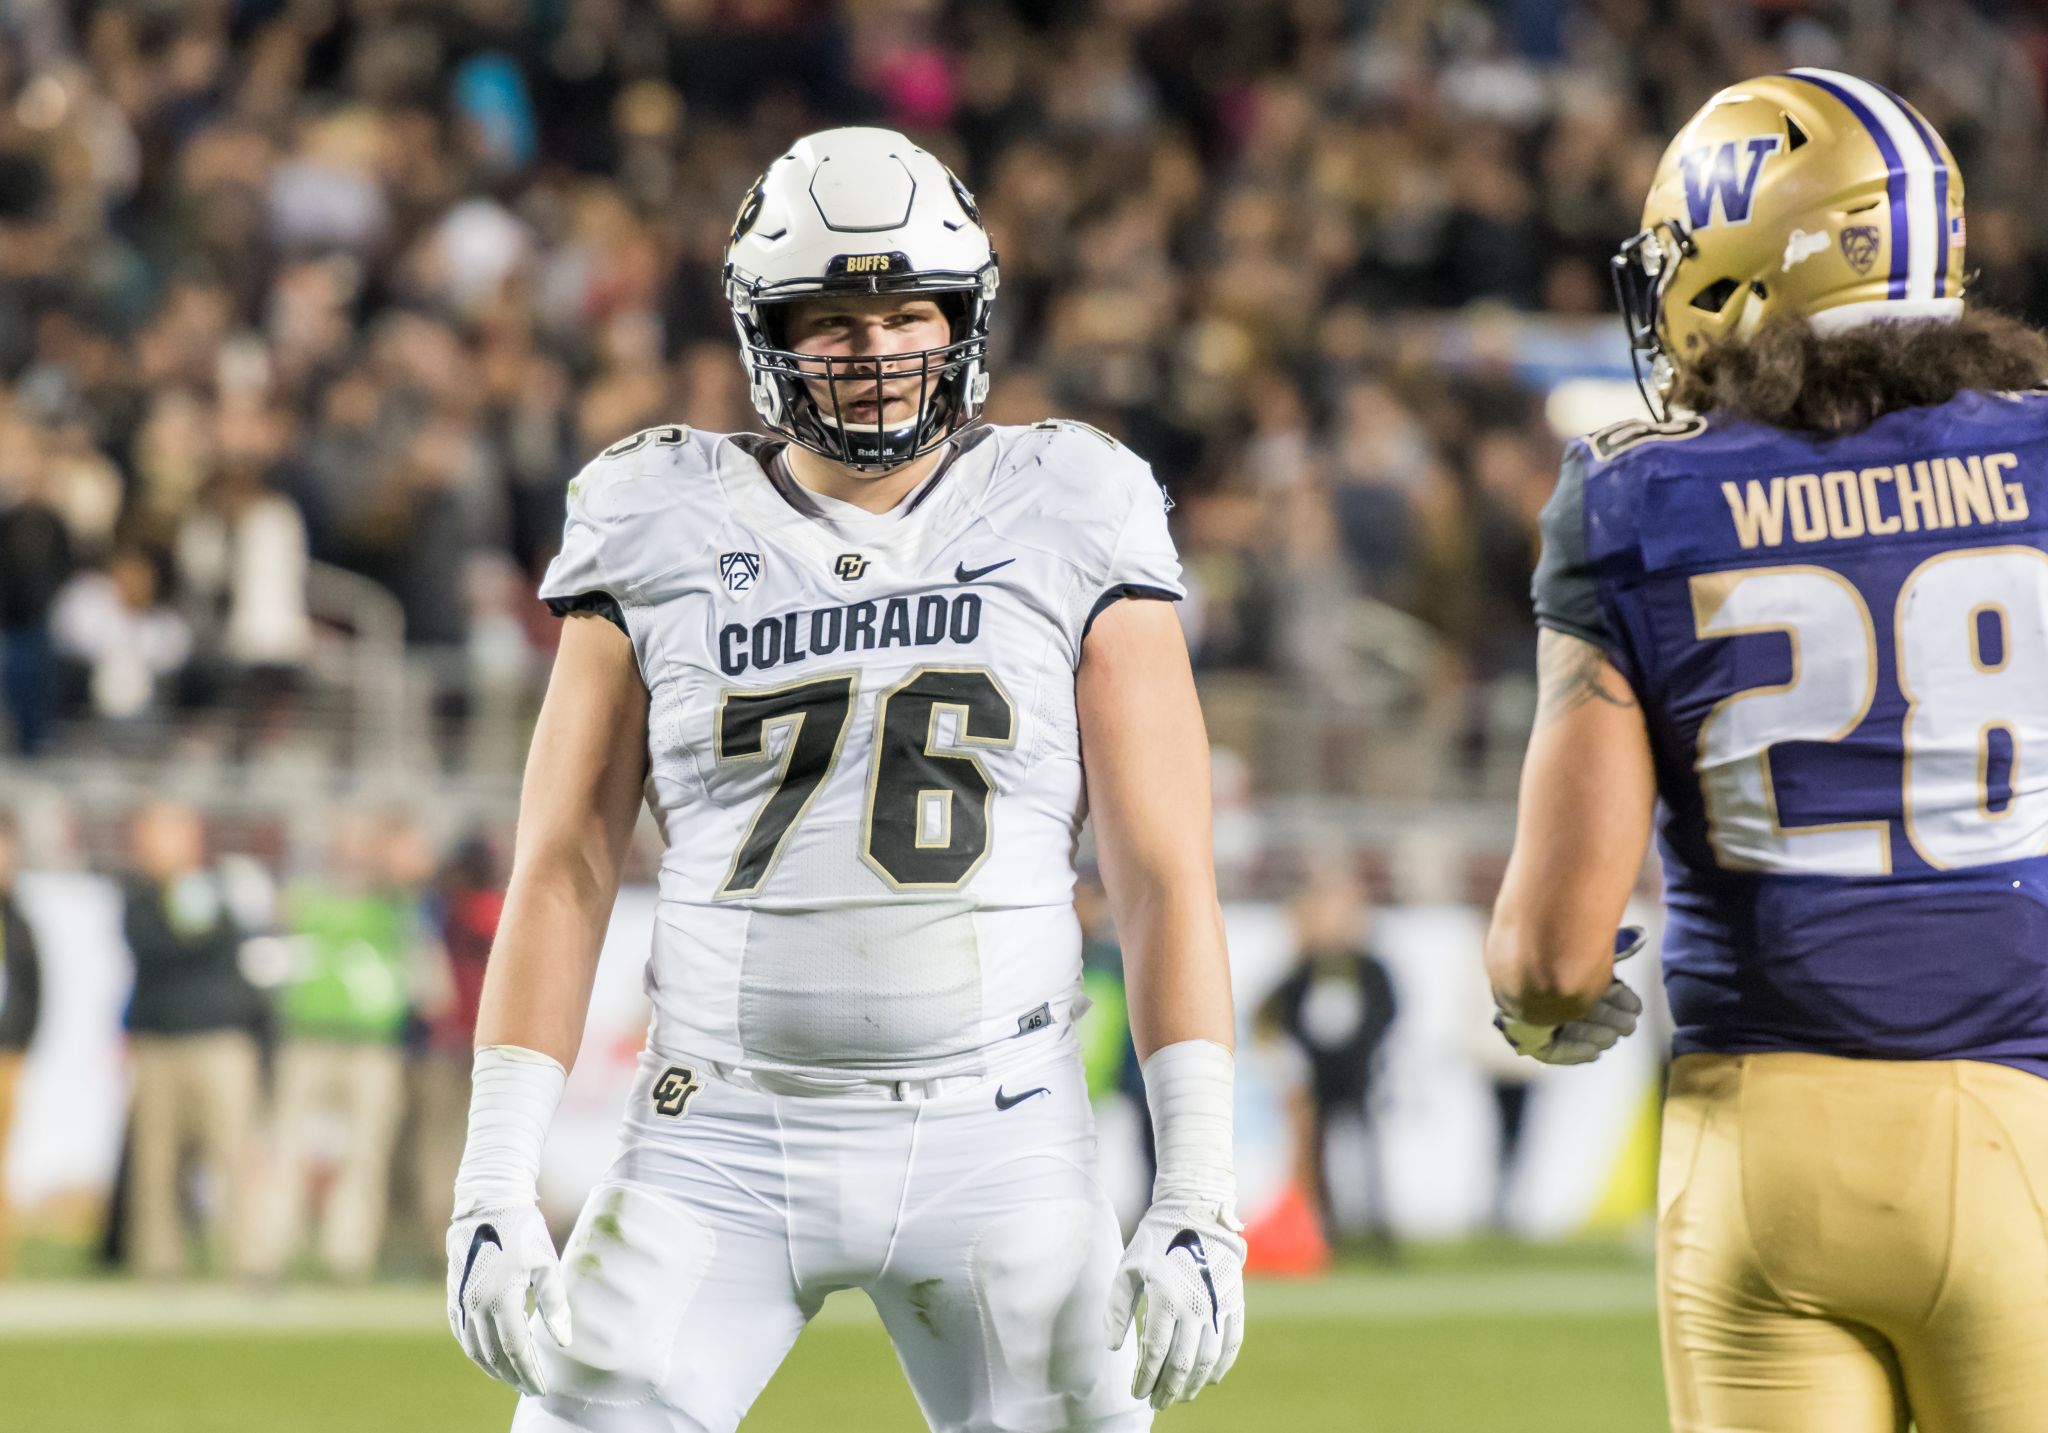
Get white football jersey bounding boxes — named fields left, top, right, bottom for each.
left=538, top=421, right=1184, bottom=1078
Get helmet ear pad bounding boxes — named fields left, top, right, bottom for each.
left=733, top=308, right=788, bottom=423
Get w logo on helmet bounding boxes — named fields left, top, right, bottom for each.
left=1680, top=135, right=1783, bottom=230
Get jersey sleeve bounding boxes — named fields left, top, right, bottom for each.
left=538, top=494, right=623, bottom=623
left=1531, top=440, right=1618, bottom=654
left=1082, top=437, right=1185, bottom=638
left=537, top=435, right=706, bottom=626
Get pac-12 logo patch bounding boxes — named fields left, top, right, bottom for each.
left=834, top=553, right=870, bottom=582
left=720, top=551, right=761, bottom=593
left=651, top=1066, right=702, bottom=1117
left=1840, top=225, right=1881, bottom=275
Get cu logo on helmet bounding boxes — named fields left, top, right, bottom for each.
left=651, top=1066, right=702, bottom=1118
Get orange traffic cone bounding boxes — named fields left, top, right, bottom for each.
left=1243, top=1181, right=1330, bottom=1277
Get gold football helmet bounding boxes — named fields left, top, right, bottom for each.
left=1614, top=68, right=1967, bottom=416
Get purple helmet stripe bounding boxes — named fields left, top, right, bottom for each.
left=1781, top=71, right=1910, bottom=301
left=1877, top=84, right=1952, bottom=298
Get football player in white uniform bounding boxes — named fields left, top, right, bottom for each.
left=443, top=127, right=1247, bottom=1432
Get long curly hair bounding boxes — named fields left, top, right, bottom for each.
left=1667, top=308, right=2048, bottom=437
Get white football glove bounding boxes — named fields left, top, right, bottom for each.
left=446, top=1199, right=572, bottom=1396
left=445, top=1046, right=572, bottom=1396
left=1106, top=1195, right=1248, bottom=1409
left=1494, top=926, right=1646, bottom=1065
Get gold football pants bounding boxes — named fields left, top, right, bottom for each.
left=1659, top=1051, right=2048, bottom=1433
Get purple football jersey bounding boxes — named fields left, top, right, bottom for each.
left=1534, top=390, right=2048, bottom=1078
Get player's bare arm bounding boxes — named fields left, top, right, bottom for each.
left=1079, top=594, right=1246, bottom=1409
left=1484, top=629, right=1655, bottom=1057
left=444, top=610, right=649, bottom=1396
left=1531, top=629, right=1639, bottom=726
left=1078, top=596, right=1233, bottom=1058
left=477, top=611, right=650, bottom=1065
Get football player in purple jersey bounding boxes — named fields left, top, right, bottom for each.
left=1487, top=71, right=2048, bottom=1433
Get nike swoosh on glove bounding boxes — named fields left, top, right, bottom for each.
left=1495, top=926, right=1646, bottom=1066
left=1105, top=1196, right=1247, bottom=1409
left=446, top=1201, right=572, bottom=1395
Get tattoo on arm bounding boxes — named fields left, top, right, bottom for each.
left=1534, top=631, right=1637, bottom=728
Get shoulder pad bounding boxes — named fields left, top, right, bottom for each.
left=1532, top=441, right=1622, bottom=654
left=1026, top=417, right=1126, bottom=454
left=543, top=425, right=727, bottom=602
left=1582, top=413, right=1709, bottom=467
left=983, top=419, right=1159, bottom=525
left=566, top=425, right=712, bottom=520
left=978, top=421, right=1181, bottom=612
left=1006, top=418, right=1162, bottom=507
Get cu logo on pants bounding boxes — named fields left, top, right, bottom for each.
left=652, top=1066, right=702, bottom=1118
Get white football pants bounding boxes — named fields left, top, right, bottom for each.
left=510, top=1028, right=1150, bottom=1433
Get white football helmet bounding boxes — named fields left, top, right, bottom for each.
left=723, top=127, right=999, bottom=471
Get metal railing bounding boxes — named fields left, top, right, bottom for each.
left=2, top=587, right=1530, bottom=814
left=303, top=560, right=410, bottom=773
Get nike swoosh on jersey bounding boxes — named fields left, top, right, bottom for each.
left=457, top=1222, right=503, bottom=1327
left=993, top=1084, right=1049, bottom=1111
left=954, top=558, right=1016, bottom=583
left=1167, top=1228, right=1221, bottom=1329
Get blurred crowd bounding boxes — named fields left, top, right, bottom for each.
left=1, top=0, right=2046, bottom=764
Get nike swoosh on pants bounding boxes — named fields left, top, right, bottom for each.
left=993, top=1084, right=1050, bottom=1111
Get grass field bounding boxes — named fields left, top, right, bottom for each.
left=0, top=1247, right=1669, bottom=1432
